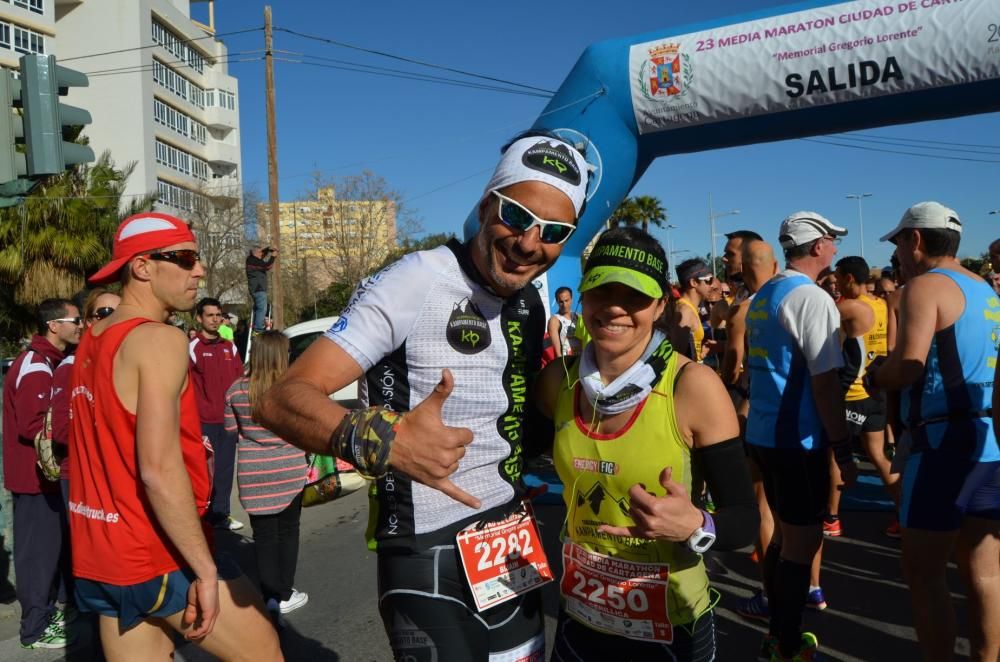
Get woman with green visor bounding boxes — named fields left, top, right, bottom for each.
left=536, top=227, right=758, bottom=661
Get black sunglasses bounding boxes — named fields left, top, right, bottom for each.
left=90, top=306, right=115, bottom=321
left=145, top=249, right=200, bottom=270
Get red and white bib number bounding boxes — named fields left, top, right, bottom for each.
left=456, top=502, right=553, bottom=612
left=560, top=541, right=672, bottom=643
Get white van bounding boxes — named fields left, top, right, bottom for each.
left=282, top=316, right=359, bottom=405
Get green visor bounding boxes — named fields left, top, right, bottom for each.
left=579, top=265, right=663, bottom=299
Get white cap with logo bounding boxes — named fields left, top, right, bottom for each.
left=879, top=201, right=962, bottom=243
left=778, top=211, right=848, bottom=249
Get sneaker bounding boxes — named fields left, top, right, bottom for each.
left=822, top=516, right=842, bottom=537
left=758, top=634, right=779, bottom=660
left=736, top=590, right=769, bottom=622
left=219, top=516, right=244, bottom=531
left=21, top=623, right=74, bottom=649
left=50, top=605, right=78, bottom=627
left=806, top=587, right=828, bottom=610
left=884, top=519, right=902, bottom=539
left=771, top=632, right=820, bottom=661
left=279, top=588, right=308, bottom=614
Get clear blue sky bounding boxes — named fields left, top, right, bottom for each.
left=209, top=0, right=1000, bottom=272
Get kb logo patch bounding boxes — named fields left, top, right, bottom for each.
left=447, top=299, right=491, bottom=355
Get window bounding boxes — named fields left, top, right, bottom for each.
left=14, top=0, right=43, bottom=14
left=13, top=25, right=43, bottom=54
left=155, top=139, right=205, bottom=179
left=0, top=23, right=10, bottom=51
left=157, top=179, right=201, bottom=212
left=206, top=89, right=236, bottom=111
left=152, top=18, right=211, bottom=74
left=153, top=59, right=205, bottom=109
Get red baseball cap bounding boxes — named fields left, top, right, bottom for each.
left=89, top=212, right=197, bottom=285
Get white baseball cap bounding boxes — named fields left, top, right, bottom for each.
left=879, top=201, right=962, bottom=243
left=778, top=211, right=847, bottom=249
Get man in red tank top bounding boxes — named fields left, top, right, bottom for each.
left=69, top=213, right=281, bottom=659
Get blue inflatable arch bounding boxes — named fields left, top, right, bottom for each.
left=465, top=0, right=1000, bottom=301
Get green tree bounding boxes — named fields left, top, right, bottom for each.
left=0, top=151, right=154, bottom=341
left=960, top=252, right=990, bottom=276
left=608, top=197, right=640, bottom=228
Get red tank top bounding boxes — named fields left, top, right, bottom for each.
left=68, top=318, right=213, bottom=585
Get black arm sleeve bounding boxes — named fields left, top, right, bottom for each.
left=839, top=336, right=864, bottom=392
left=692, top=438, right=759, bottom=551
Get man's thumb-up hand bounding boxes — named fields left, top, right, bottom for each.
left=389, top=369, right=481, bottom=509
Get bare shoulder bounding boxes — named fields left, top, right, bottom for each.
left=122, top=322, right=189, bottom=369
left=674, top=359, right=725, bottom=398
left=836, top=297, right=865, bottom=318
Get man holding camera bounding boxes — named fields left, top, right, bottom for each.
left=246, top=246, right=277, bottom=332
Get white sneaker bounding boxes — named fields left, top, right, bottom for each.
left=226, top=516, right=245, bottom=531
left=279, top=589, right=308, bottom=614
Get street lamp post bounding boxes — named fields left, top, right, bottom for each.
left=665, top=224, right=678, bottom=270
left=846, top=193, right=873, bottom=258
left=708, top=193, right=740, bottom=277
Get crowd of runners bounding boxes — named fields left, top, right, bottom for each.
left=2, top=131, right=998, bottom=661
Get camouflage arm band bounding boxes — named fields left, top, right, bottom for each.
left=330, top=407, right=403, bottom=479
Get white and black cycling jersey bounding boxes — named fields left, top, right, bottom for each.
left=325, top=239, right=545, bottom=551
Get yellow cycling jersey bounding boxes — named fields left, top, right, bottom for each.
left=677, top=297, right=704, bottom=362
left=846, top=293, right=889, bottom=402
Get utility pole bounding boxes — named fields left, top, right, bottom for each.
left=264, top=5, right=283, bottom=328
left=707, top=193, right=740, bottom=278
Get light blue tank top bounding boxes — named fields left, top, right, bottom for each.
left=745, top=273, right=826, bottom=450
left=903, top=269, right=1000, bottom=462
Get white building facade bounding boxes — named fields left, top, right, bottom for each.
left=51, top=0, right=242, bottom=216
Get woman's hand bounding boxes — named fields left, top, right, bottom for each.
left=598, top=467, right=704, bottom=543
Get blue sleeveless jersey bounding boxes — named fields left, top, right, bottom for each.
left=745, top=273, right=826, bottom=450
left=903, top=269, right=1000, bottom=462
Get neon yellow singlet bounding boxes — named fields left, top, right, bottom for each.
left=677, top=297, right=704, bottom=362
left=553, top=354, right=712, bottom=627
left=845, top=293, right=889, bottom=402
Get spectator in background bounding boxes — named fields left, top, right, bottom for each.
left=50, top=288, right=120, bottom=627
left=246, top=246, right=277, bottom=331
left=875, top=268, right=897, bottom=298
left=2, top=298, right=81, bottom=649
left=675, top=258, right=720, bottom=362
left=225, top=331, right=309, bottom=625
left=190, top=297, right=245, bottom=531
left=547, top=286, right=582, bottom=359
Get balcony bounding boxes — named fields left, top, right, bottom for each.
left=203, top=105, right=236, bottom=131
left=205, top=140, right=239, bottom=168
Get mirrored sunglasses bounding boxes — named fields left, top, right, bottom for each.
left=145, top=249, right=200, bottom=270
left=696, top=274, right=716, bottom=284
left=90, top=306, right=115, bottom=321
left=50, top=317, right=83, bottom=326
left=492, top=191, right=576, bottom=245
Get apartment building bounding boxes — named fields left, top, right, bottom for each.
left=258, top=186, right=398, bottom=292
left=53, top=0, right=241, bottom=220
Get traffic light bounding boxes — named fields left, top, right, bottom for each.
left=19, top=54, right=94, bottom=177
left=0, top=69, right=31, bottom=206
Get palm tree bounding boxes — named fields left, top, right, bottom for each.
left=633, top=195, right=667, bottom=233
left=0, top=150, right=155, bottom=339
left=608, top=197, right=641, bottom=228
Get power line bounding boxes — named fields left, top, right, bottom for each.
left=824, top=134, right=1000, bottom=156
left=403, top=166, right=496, bottom=203
left=274, top=26, right=556, bottom=95
left=853, top=131, right=1000, bottom=150
left=273, top=57, right=550, bottom=98
left=83, top=53, right=263, bottom=77
left=277, top=49, right=551, bottom=97
left=60, top=27, right=264, bottom=63
left=800, top=138, right=1000, bottom=164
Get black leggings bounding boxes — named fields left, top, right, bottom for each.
left=378, top=545, right=545, bottom=661
left=552, top=608, right=717, bottom=662
left=248, top=492, right=303, bottom=603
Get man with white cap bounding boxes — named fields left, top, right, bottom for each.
left=745, top=211, right=856, bottom=661
left=867, top=201, right=1000, bottom=662
left=258, top=130, right=590, bottom=659
left=68, top=213, right=281, bottom=659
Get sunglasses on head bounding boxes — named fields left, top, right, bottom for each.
left=144, top=249, right=200, bottom=270
left=492, top=191, right=577, bottom=245
left=90, top=306, right=115, bottom=321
